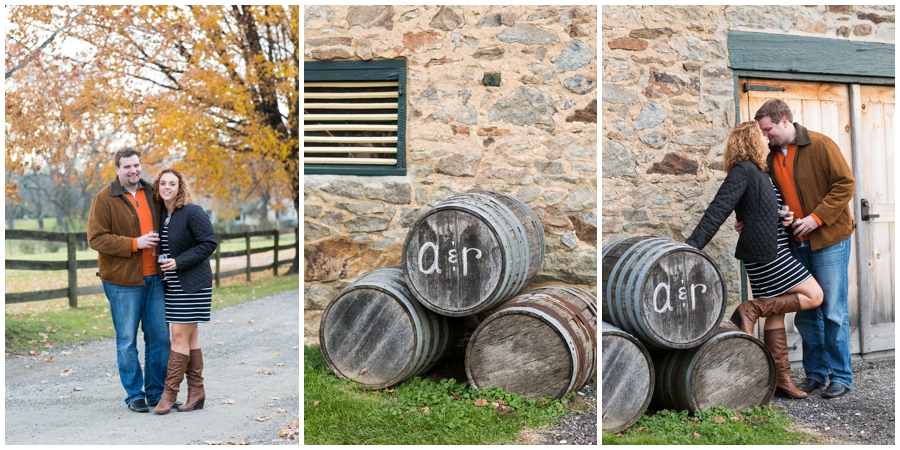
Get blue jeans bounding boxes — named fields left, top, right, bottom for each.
left=790, top=235, right=853, bottom=388
left=103, top=276, right=171, bottom=404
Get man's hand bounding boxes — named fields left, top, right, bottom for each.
left=137, top=231, right=160, bottom=249
left=733, top=220, right=744, bottom=234
left=792, top=216, right=820, bottom=237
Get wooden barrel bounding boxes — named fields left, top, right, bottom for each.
left=318, top=266, right=465, bottom=389
left=465, top=286, right=596, bottom=400
left=403, top=190, right=545, bottom=316
left=601, top=322, right=654, bottom=433
left=651, top=325, right=776, bottom=413
left=601, top=236, right=726, bottom=349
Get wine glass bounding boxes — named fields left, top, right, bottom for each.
left=150, top=229, right=159, bottom=256
left=158, top=253, right=168, bottom=280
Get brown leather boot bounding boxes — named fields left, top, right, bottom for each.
left=177, top=348, right=205, bottom=412
left=730, top=293, right=802, bottom=334
left=154, top=351, right=190, bottom=415
left=764, top=328, right=807, bottom=399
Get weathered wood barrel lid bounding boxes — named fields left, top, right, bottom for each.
left=601, top=322, right=654, bottom=433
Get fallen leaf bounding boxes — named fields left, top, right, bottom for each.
left=616, top=433, right=623, bottom=438
left=313, top=400, right=320, bottom=407
left=204, top=440, right=222, bottom=445
left=269, top=397, right=280, bottom=400
left=474, top=398, right=488, bottom=407
left=267, top=403, right=275, bottom=407
left=692, top=432, right=701, bottom=438
left=277, top=409, right=286, bottom=413
left=223, top=399, right=235, bottom=404
left=245, top=320, right=254, bottom=325
left=45, top=356, right=55, bottom=363
left=217, top=342, right=224, bottom=346
left=60, top=369, right=75, bottom=377
left=450, top=391, right=460, bottom=400
left=214, top=320, right=221, bottom=324
left=61, top=351, right=71, bottom=356
left=59, top=395, right=71, bottom=399
left=73, top=387, right=83, bottom=391
left=237, top=362, right=246, bottom=365
left=257, top=368, right=275, bottom=375
left=254, top=415, right=270, bottom=422
left=713, top=416, right=725, bottom=424
left=274, top=351, right=280, bottom=356
left=636, top=427, right=649, bottom=432
left=106, top=373, right=113, bottom=377
left=421, top=406, right=430, bottom=415
left=731, top=413, right=742, bottom=421
left=275, top=363, right=284, bottom=367
left=292, top=346, right=300, bottom=350
left=258, top=328, right=265, bottom=333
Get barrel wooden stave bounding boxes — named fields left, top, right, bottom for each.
left=601, top=236, right=726, bottom=349
left=601, top=322, right=654, bottom=433
left=651, top=327, right=776, bottom=413
left=465, top=286, right=596, bottom=400
left=403, top=190, right=544, bottom=316
left=319, top=266, right=464, bottom=389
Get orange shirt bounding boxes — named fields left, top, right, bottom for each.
left=122, top=184, right=158, bottom=276
left=771, top=143, right=822, bottom=241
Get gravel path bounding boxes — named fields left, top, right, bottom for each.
left=5, top=290, right=300, bottom=445
left=773, top=356, right=894, bottom=445
left=534, top=379, right=597, bottom=445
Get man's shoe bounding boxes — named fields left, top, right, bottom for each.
left=797, top=378, right=825, bottom=394
left=821, top=382, right=850, bottom=399
left=128, top=399, right=150, bottom=413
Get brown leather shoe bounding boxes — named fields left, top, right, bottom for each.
left=764, top=328, right=807, bottom=399
left=177, top=348, right=205, bottom=412
left=154, top=351, right=190, bottom=415
left=730, top=293, right=803, bottom=334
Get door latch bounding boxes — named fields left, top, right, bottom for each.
left=861, top=198, right=880, bottom=221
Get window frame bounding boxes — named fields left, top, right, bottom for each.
left=303, top=59, right=408, bottom=176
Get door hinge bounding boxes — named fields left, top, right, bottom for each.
left=743, top=83, right=786, bottom=93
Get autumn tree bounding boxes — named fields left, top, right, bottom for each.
left=5, top=5, right=300, bottom=273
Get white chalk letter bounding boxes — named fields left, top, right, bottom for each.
left=462, top=247, right=482, bottom=276
left=653, top=283, right=674, bottom=313
left=418, top=242, right=441, bottom=274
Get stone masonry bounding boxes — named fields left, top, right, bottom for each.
left=602, top=5, right=894, bottom=301
left=305, top=6, right=598, bottom=345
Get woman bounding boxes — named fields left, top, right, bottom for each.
left=151, top=168, right=218, bottom=414
left=685, top=121, right=823, bottom=399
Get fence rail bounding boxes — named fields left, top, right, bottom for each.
left=5, top=227, right=299, bottom=307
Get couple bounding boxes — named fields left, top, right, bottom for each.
left=686, top=99, right=855, bottom=400
left=87, top=147, right=218, bottom=414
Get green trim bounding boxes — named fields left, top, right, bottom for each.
left=304, top=59, right=408, bottom=176
left=728, top=31, right=895, bottom=79
left=733, top=70, right=894, bottom=87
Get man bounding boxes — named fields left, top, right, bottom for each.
left=88, top=147, right=170, bottom=412
left=754, top=99, right=856, bottom=399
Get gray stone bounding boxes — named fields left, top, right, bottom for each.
left=560, top=232, right=578, bottom=249
left=561, top=186, right=596, bottom=212
left=602, top=141, right=637, bottom=179
left=415, top=85, right=454, bottom=105
left=543, top=190, right=567, bottom=205
left=430, top=108, right=455, bottom=123
left=634, top=101, right=668, bottom=130
left=535, top=161, right=566, bottom=174
left=304, top=220, right=331, bottom=241
left=409, top=145, right=452, bottom=161
left=347, top=5, right=393, bottom=30
left=527, top=8, right=557, bottom=21
left=622, top=209, right=648, bottom=221
left=515, top=186, right=541, bottom=203
left=321, top=180, right=364, bottom=199
left=475, top=168, right=532, bottom=185
left=548, top=135, right=594, bottom=161
left=430, top=6, right=465, bottom=31
left=435, top=147, right=483, bottom=176
left=366, top=181, right=412, bottom=204
left=321, top=211, right=345, bottom=227
left=602, top=82, right=639, bottom=104
left=473, top=46, right=505, bottom=60
left=534, top=174, right=582, bottom=187
left=416, top=186, right=426, bottom=204
left=603, top=58, right=629, bottom=70
left=304, top=204, right=322, bottom=218
left=488, top=86, right=557, bottom=129
left=534, top=250, right=597, bottom=285
left=498, top=22, right=559, bottom=45
left=672, top=128, right=730, bottom=146
left=304, top=6, right=334, bottom=26
left=458, top=90, right=472, bottom=105
left=356, top=40, right=373, bottom=60
left=553, top=39, right=595, bottom=72
left=335, top=201, right=383, bottom=215
left=478, top=12, right=517, bottom=27
left=400, top=9, right=419, bottom=21
left=428, top=185, right=460, bottom=205
left=496, top=140, right=531, bottom=154
left=535, top=46, right=547, bottom=61
left=641, top=131, right=668, bottom=149
left=398, top=207, right=430, bottom=228
left=450, top=33, right=479, bottom=49
left=345, top=216, right=390, bottom=232
left=457, top=106, right=477, bottom=124
left=304, top=283, right=338, bottom=310
left=562, top=74, right=596, bottom=95
left=674, top=34, right=725, bottom=62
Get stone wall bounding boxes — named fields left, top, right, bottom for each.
left=601, top=5, right=894, bottom=301
left=304, top=6, right=598, bottom=345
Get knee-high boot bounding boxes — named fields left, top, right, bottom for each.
left=764, top=328, right=807, bottom=399
left=154, top=351, right=190, bottom=414
left=177, top=348, right=205, bottom=412
left=730, top=293, right=802, bottom=335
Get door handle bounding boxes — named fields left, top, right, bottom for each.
left=861, top=199, right=880, bottom=221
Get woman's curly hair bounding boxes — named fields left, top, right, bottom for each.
left=724, top=121, right=768, bottom=173
left=152, top=168, right=194, bottom=210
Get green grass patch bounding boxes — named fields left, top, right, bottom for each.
left=602, top=406, right=821, bottom=445
left=304, top=344, right=578, bottom=445
left=5, top=273, right=298, bottom=356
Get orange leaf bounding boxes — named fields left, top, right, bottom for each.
left=474, top=398, right=488, bottom=407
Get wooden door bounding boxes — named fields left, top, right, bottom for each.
left=739, top=78, right=895, bottom=359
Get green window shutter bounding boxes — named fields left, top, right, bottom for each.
left=304, top=60, right=407, bottom=176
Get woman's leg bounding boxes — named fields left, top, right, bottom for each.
left=171, top=323, right=194, bottom=356
left=785, top=276, right=824, bottom=310
left=178, top=323, right=206, bottom=412
left=732, top=276, right=823, bottom=334
left=188, top=323, right=201, bottom=350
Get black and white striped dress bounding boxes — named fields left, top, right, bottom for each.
left=161, top=222, right=212, bottom=323
left=743, top=180, right=812, bottom=298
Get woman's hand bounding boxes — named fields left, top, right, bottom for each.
left=781, top=211, right=794, bottom=227
left=160, top=258, right=177, bottom=272
left=733, top=220, right=744, bottom=234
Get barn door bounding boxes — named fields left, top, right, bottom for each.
left=739, top=78, right=895, bottom=359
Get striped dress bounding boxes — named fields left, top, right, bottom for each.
left=743, top=180, right=812, bottom=298
left=161, top=222, right=212, bottom=323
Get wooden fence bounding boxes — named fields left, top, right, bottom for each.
left=5, top=227, right=298, bottom=307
